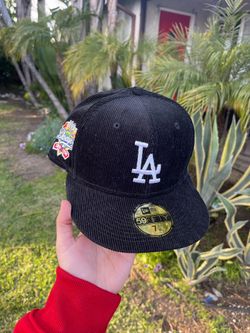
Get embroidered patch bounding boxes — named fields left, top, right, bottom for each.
left=53, top=120, right=78, bottom=160
left=133, top=203, right=173, bottom=237
left=132, top=141, right=161, bottom=184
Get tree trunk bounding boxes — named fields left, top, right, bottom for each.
left=71, top=0, right=84, bottom=11
left=107, top=0, right=117, bottom=33
left=13, top=60, right=40, bottom=108
left=0, top=0, right=39, bottom=107
left=56, top=53, right=75, bottom=112
left=89, top=0, right=103, bottom=32
left=21, top=58, right=32, bottom=86
left=0, top=0, right=68, bottom=119
left=16, top=0, right=31, bottom=19
left=25, top=56, right=68, bottom=119
left=16, top=0, right=38, bottom=21
left=12, top=60, right=40, bottom=108
left=0, top=0, right=12, bottom=26
left=17, top=1, right=33, bottom=88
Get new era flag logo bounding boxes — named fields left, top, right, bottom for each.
left=132, top=141, right=161, bottom=184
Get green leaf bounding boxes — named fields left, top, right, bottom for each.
left=186, top=251, right=195, bottom=279
left=202, top=115, right=217, bottom=184
left=191, top=267, right=226, bottom=285
left=219, top=116, right=236, bottom=170
left=232, top=120, right=248, bottom=165
left=217, top=193, right=237, bottom=230
left=218, top=194, right=246, bottom=256
left=192, top=112, right=205, bottom=192
left=239, top=189, right=250, bottom=196
left=218, top=247, right=243, bottom=260
left=174, top=250, right=189, bottom=278
left=200, top=244, right=224, bottom=260
left=202, top=157, right=232, bottom=206
left=222, top=165, right=250, bottom=199
left=226, top=220, right=248, bottom=250
left=231, top=195, right=250, bottom=206
left=243, top=232, right=250, bottom=266
left=196, top=257, right=219, bottom=277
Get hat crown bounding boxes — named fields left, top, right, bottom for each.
left=70, top=88, right=194, bottom=196
left=48, top=88, right=209, bottom=253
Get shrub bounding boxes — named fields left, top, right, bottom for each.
left=26, top=117, right=62, bottom=154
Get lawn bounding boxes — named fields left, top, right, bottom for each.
left=0, top=101, right=163, bottom=332
left=0, top=101, right=247, bottom=333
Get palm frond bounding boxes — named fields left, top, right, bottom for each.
left=5, top=19, right=51, bottom=59
left=64, top=32, right=139, bottom=98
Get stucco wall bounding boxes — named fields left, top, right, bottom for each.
left=144, top=0, right=213, bottom=38
left=118, top=0, right=142, bottom=45
left=118, top=0, right=250, bottom=43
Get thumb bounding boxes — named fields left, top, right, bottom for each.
left=56, top=200, right=74, bottom=251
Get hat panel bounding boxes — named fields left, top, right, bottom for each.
left=75, top=95, right=155, bottom=194
left=140, top=96, right=194, bottom=192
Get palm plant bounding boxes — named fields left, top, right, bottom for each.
left=137, top=0, right=250, bottom=127
left=1, top=5, right=90, bottom=112
left=64, top=31, right=154, bottom=99
left=0, top=0, right=68, bottom=119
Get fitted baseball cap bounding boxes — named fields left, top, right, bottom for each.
left=48, top=87, right=209, bottom=253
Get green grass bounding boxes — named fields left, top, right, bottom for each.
left=0, top=153, right=234, bottom=333
left=0, top=102, right=161, bottom=332
left=0, top=161, right=65, bottom=332
left=0, top=101, right=240, bottom=333
left=0, top=102, right=17, bottom=112
left=0, top=160, right=161, bottom=332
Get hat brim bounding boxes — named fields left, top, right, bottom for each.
left=66, top=173, right=209, bottom=253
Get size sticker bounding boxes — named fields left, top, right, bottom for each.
left=133, top=203, right=173, bottom=237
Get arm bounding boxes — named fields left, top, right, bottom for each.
left=14, top=200, right=135, bottom=333
left=14, top=267, right=121, bottom=333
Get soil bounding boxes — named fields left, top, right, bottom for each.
left=0, top=98, right=249, bottom=333
left=129, top=266, right=250, bottom=333
left=201, top=282, right=250, bottom=333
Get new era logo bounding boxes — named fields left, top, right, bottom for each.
left=132, top=141, right=161, bottom=184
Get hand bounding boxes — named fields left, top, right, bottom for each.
left=56, top=200, right=136, bottom=294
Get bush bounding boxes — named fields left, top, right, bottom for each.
left=26, top=117, right=62, bottom=154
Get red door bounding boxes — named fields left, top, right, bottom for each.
left=159, top=10, right=191, bottom=40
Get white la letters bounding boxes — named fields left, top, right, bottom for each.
left=132, top=141, right=161, bottom=184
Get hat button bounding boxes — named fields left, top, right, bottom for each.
left=131, top=87, right=144, bottom=95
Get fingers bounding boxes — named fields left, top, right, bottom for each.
left=56, top=200, right=74, bottom=250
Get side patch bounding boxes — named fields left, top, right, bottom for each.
left=53, top=120, right=78, bottom=160
left=133, top=203, right=173, bottom=237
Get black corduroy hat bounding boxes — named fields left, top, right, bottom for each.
left=48, top=87, right=209, bottom=253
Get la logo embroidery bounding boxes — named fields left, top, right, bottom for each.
left=132, top=141, right=161, bottom=184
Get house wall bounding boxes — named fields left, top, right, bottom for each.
left=118, top=0, right=141, bottom=45
left=118, top=0, right=250, bottom=44
left=118, top=0, right=218, bottom=47
left=144, top=0, right=211, bottom=39
left=240, top=16, right=250, bottom=42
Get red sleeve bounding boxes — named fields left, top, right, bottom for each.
left=14, top=266, right=121, bottom=333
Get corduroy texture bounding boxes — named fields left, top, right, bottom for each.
left=66, top=173, right=209, bottom=253
left=48, top=87, right=209, bottom=253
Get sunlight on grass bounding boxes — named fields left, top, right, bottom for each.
left=0, top=161, right=161, bottom=333
left=0, top=161, right=65, bottom=332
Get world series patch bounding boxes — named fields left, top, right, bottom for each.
left=53, top=120, right=78, bottom=160
left=133, top=203, right=173, bottom=237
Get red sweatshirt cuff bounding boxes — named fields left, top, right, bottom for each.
left=14, top=266, right=121, bottom=333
